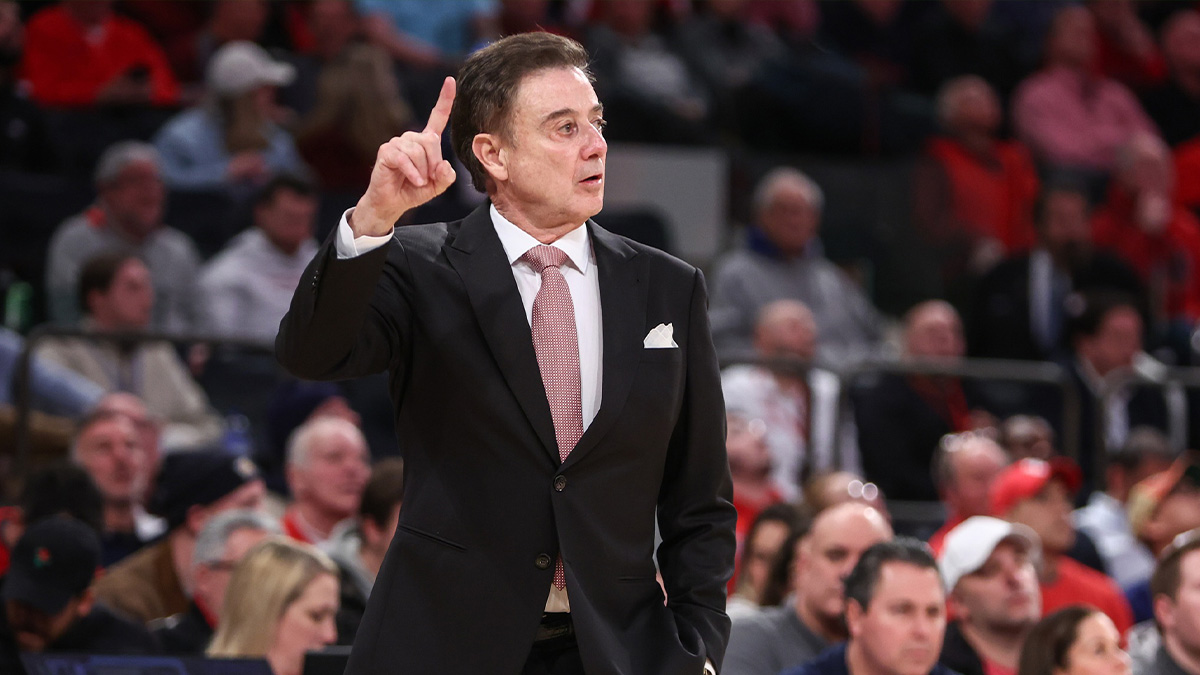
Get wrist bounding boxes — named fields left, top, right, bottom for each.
left=350, top=199, right=398, bottom=237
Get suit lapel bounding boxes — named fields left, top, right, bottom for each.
left=444, top=206, right=559, bottom=462
left=564, top=221, right=644, bottom=467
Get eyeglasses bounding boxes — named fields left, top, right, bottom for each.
left=204, top=560, right=238, bottom=572
left=846, top=479, right=879, bottom=502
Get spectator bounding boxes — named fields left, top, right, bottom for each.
left=1140, top=10, right=1200, bottom=147
left=69, top=409, right=161, bottom=566
left=295, top=43, right=413, bottom=194
left=711, top=168, right=884, bottom=365
left=1075, top=428, right=1175, bottom=589
left=802, top=471, right=889, bottom=519
left=928, top=431, right=1009, bottom=553
left=260, top=380, right=362, bottom=497
left=1141, top=528, right=1200, bottom=675
left=1012, top=5, right=1157, bottom=174
left=197, top=174, right=320, bottom=343
left=279, top=0, right=365, bottom=118
left=724, top=502, right=893, bottom=675
left=324, top=457, right=404, bottom=644
left=722, top=299, right=856, bottom=500
left=20, top=0, right=179, bottom=107
left=45, top=141, right=201, bottom=332
left=855, top=300, right=993, bottom=502
left=0, top=463, right=105, bottom=580
left=0, top=326, right=104, bottom=418
left=92, top=450, right=266, bottom=624
left=908, top=0, right=1026, bottom=100
left=154, top=41, right=306, bottom=194
left=914, top=75, right=1040, bottom=285
left=92, top=392, right=165, bottom=506
left=938, top=517, right=1041, bottom=675
left=282, top=417, right=371, bottom=547
left=1088, top=0, right=1166, bottom=92
left=726, top=413, right=785, bottom=547
left=151, top=509, right=278, bottom=655
left=1017, top=606, right=1131, bottom=675
left=999, top=416, right=1059, bottom=462
left=969, top=183, right=1144, bottom=362
left=0, top=0, right=55, bottom=173
left=1124, top=459, right=1200, bottom=623
left=359, top=0, right=496, bottom=68
left=780, top=538, right=952, bottom=675
left=178, top=0, right=271, bottom=86
left=37, top=253, right=223, bottom=451
left=1092, top=132, right=1200, bottom=337
left=991, top=458, right=1135, bottom=634
left=208, top=537, right=339, bottom=675
left=0, top=518, right=159, bottom=672
left=728, top=503, right=800, bottom=620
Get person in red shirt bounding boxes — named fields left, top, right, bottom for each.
left=727, top=412, right=785, bottom=549
left=990, top=458, right=1135, bottom=635
left=21, top=0, right=178, bottom=107
left=282, top=417, right=371, bottom=547
left=928, top=432, right=1010, bottom=555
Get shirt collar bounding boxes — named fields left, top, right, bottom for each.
left=490, top=203, right=591, bottom=275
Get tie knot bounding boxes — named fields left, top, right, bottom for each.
left=522, top=244, right=569, bottom=272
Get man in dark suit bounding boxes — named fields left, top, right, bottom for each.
left=276, top=33, right=736, bottom=675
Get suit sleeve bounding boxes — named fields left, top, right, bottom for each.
left=275, top=235, right=411, bottom=382
left=657, top=268, right=738, bottom=670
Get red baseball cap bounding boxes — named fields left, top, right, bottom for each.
left=989, top=457, right=1082, bottom=516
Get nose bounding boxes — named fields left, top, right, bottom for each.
left=319, top=617, right=338, bottom=646
left=582, top=122, right=606, bottom=159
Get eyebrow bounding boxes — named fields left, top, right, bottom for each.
left=540, top=104, right=605, bottom=126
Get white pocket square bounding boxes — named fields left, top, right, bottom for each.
left=643, top=323, right=678, bottom=349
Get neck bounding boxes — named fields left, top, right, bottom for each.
left=292, top=502, right=343, bottom=542
left=1039, top=551, right=1061, bottom=583
left=796, top=598, right=848, bottom=644
left=261, top=228, right=302, bottom=256
left=847, top=640, right=886, bottom=675
left=266, top=650, right=300, bottom=675
left=960, top=620, right=1029, bottom=669
left=170, top=529, right=197, bottom=595
left=491, top=196, right=583, bottom=244
left=1165, top=634, right=1200, bottom=675
left=103, top=501, right=136, bottom=533
left=954, top=129, right=993, bottom=154
left=102, top=208, right=150, bottom=245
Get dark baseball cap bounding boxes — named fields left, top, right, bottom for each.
left=4, top=518, right=100, bottom=615
left=148, top=451, right=262, bottom=531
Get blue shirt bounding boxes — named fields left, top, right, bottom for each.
left=781, top=643, right=963, bottom=675
left=153, top=107, right=306, bottom=192
left=356, top=0, right=495, bottom=57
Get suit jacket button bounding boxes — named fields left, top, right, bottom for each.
left=535, top=553, right=552, bottom=570
left=554, top=475, right=567, bottom=492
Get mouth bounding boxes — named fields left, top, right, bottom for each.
left=579, top=173, right=603, bottom=186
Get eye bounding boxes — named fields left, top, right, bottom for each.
left=592, top=118, right=608, bottom=134
left=560, top=121, right=575, bottom=134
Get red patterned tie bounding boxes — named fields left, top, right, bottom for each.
left=522, top=244, right=582, bottom=590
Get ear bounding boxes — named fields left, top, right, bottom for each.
left=946, top=589, right=968, bottom=622
left=845, top=598, right=865, bottom=638
left=472, top=133, right=508, bottom=184
left=1154, top=593, right=1175, bottom=633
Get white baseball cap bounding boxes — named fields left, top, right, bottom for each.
left=207, top=41, right=295, bottom=97
left=937, top=516, right=1039, bottom=593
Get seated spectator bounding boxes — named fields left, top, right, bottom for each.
left=969, top=183, right=1144, bottom=362
left=295, top=43, right=413, bottom=193
left=728, top=503, right=800, bottom=620
left=208, top=537, right=339, bottom=675
left=0, top=326, right=104, bottom=418
left=991, top=458, right=1134, bottom=634
left=93, top=392, right=165, bottom=506
left=937, top=517, right=1041, bottom=675
left=154, top=41, right=306, bottom=194
left=359, top=0, right=496, bottom=68
left=999, top=415, right=1058, bottom=462
left=0, top=1, right=55, bottom=173
left=727, top=413, right=785, bottom=547
left=1075, top=428, right=1175, bottom=589
left=45, top=141, right=201, bottom=332
left=279, top=0, right=365, bottom=119
left=0, top=463, right=106, bottom=580
left=780, top=538, right=953, bottom=675
left=928, top=431, right=1009, bottom=553
left=724, top=502, right=893, bottom=675
left=38, top=253, right=223, bottom=450
left=722, top=299, right=856, bottom=500
left=1140, top=10, right=1200, bottom=147
left=20, top=0, right=179, bottom=107
left=1092, top=133, right=1200, bottom=338
left=1012, top=5, right=1157, bottom=174
left=1124, top=459, right=1200, bottom=623
left=93, top=450, right=266, bottom=624
left=197, top=174, right=319, bottom=343
left=1141, top=528, right=1200, bottom=675
left=0, top=518, right=159, bottom=672
left=855, top=301, right=993, bottom=502
left=260, top=381, right=362, bottom=497
left=710, top=168, right=884, bottom=365
left=176, top=0, right=271, bottom=86
left=908, top=0, right=1026, bottom=100
left=1016, top=605, right=1131, bottom=675
left=802, top=471, right=889, bottom=520
left=324, top=457, right=403, bottom=644
left=69, top=409, right=162, bottom=566
left=915, top=75, right=1040, bottom=284
left=282, top=417, right=371, bottom=547
left=151, top=509, right=278, bottom=655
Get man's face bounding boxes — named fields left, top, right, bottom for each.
left=1077, top=307, right=1142, bottom=378
left=74, top=416, right=144, bottom=506
left=759, top=181, right=819, bottom=258
left=848, top=563, right=946, bottom=675
left=1049, top=7, right=1097, bottom=68
left=1006, top=479, right=1076, bottom=554
left=256, top=188, right=317, bottom=256
left=101, top=160, right=165, bottom=239
left=726, top=419, right=771, bottom=483
left=1039, top=190, right=1091, bottom=266
left=309, top=0, right=357, bottom=59
left=905, top=305, right=964, bottom=361
left=193, top=526, right=270, bottom=620
left=951, top=541, right=1041, bottom=633
left=489, top=67, right=607, bottom=233
left=293, top=431, right=371, bottom=520
left=6, top=597, right=88, bottom=652
left=795, top=507, right=892, bottom=629
left=94, top=394, right=161, bottom=497
left=946, top=442, right=1007, bottom=518
left=90, top=259, right=154, bottom=330
left=755, top=308, right=818, bottom=361
left=1159, top=549, right=1200, bottom=654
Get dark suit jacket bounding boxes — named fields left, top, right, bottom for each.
left=276, top=205, right=736, bottom=674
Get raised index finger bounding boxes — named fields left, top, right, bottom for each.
left=424, top=77, right=456, bottom=136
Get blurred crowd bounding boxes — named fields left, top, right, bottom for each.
left=3, top=0, right=1200, bottom=674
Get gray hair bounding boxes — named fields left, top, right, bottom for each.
left=286, top=416, right=367, bottom=469
left=193, top=508, right=280, bottom=569
left=94, top=140, right=160, bottom=188
left=752, top=167, right=824, bottom=218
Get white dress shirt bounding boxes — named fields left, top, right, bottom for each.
left=335, top=206, right=605, bottom=613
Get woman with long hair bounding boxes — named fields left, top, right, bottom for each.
left=1017, top=606, right=1131, bottom=675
